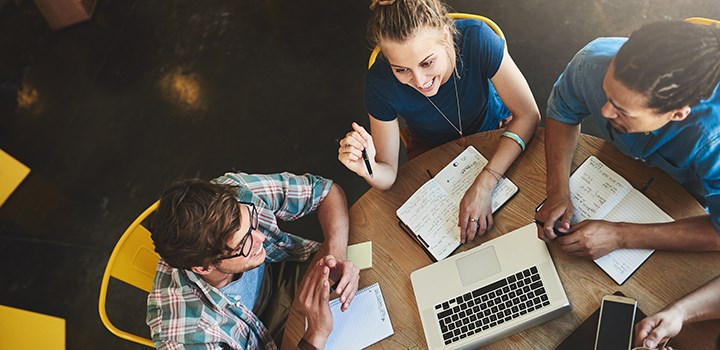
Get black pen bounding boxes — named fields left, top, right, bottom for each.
left=362, top=148, right=374, bottom=178
left=533, top=219, right=567, bottom=236
left=640, top=177, right=654, bottom=193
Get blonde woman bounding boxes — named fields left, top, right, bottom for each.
left=338, top=0, right=539, bottom=243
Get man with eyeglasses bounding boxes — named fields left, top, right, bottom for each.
left=146, top=172, right=360, bottom=350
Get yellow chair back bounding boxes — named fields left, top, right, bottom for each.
left=98, top=200, right=160, bottom=348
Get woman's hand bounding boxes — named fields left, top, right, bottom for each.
left=458, top=169, right=497, bottom=243
left=338, top=122, right=375, bottom=178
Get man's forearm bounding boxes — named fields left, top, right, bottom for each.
left=544, top=119, right=580, bottom=194
left=618, top=215, right=720, bottom=252
left=316, top=184, right=350, bottom=260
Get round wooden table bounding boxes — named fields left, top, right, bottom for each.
left=283, top=128, right=720, bottom=349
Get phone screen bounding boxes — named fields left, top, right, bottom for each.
left=595, top=299, right=637, bottom=350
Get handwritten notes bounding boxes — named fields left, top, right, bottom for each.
left=325, top=283, right=394, bottom=350
left=570, top=156, right=673, bottom=285
left=396, top=146, right=519, bottom=261
left=569, top=156, right=631, bottom=222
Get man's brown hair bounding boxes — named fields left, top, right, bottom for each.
left=151, top=179, right=242, bottom=269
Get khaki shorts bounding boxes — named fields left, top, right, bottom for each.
left=256, top=257, right=313, bottom=348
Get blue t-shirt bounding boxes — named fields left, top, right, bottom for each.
left=220, top=263, right=265, bottom=314
left=365, top=19, right=510, bottom=147
left=547, top=37, right=720, bottom=233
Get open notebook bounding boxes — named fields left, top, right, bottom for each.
left=567, top=156, right=673, bottom=284
left=397, top=146, right=518, bottom=261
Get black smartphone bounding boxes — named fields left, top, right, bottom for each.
left=594, top=294, right=638, bottom=350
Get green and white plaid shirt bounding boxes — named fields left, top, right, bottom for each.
left=147, top=172, right=332, bottom=349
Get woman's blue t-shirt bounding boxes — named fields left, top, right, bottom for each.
left=365, top=19, right=510, bottom=147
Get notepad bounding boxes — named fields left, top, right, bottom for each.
left=346, top=242, right=372, bottom=270
left=324, top=283, right=393, bottom=350
left=568, top=156, right=673, bottom=285
left=396, top=146, right=519, bottom=261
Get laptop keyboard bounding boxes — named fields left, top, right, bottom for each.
left=434, top=266, right=549, bottom=345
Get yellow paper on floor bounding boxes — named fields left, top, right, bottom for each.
left=0, top=149, right=30, bottom=206
left=0, top=305, right=65, bottom=350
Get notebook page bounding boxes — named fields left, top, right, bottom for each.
left=325, top=283, right=394, bottom=350
left=434, top=146, right=519, bottom=213
left=569, top=156, right=632, bottom=223
left=396, top=180, right=459, bottom=261
left=594, top=189, right=673, bottom=284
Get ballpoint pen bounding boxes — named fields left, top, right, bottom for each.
left=362, top=148, right=374, bottom=178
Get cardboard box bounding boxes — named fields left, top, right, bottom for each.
left=33, top=0, right=96, bottom=30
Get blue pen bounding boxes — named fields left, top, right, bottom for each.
left=362, top=148, right=374, bottom=178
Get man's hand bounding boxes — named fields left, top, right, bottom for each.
left=323, top=255, right=360, bottom=312
left=297, top=259, right=333, bottom=349
left=634, top=308, right=683, bottom=349
left=536, top=191, right=574, bottom=242
left=556, top=220, right=622, bottom=259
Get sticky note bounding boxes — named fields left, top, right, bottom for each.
left=347, top=241, right=372, bottom=270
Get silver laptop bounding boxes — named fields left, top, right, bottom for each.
left=411, top=223, right=570, bottom=349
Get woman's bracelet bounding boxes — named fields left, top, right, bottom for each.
left=482, top=166, right=503, bottom=184
left=500, top=131, right=526, bottom=151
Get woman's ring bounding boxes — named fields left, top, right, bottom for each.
left=469, top=218, right=477, bottom=222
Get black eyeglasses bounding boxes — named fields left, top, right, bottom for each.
left=219, top=202, right=258, bottom=260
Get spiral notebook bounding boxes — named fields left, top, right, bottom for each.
left=325, top=283, right=394, bottom=350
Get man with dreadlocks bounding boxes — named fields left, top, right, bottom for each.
left=535, top=20, right=720, bottom=259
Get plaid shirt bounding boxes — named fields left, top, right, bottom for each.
left=147, top=172, right=332, bottom=350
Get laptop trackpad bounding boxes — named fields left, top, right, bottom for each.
left=456, top=246, right=501, bottom=287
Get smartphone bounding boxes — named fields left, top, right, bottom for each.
left=594, top=294, right=638, bottom=350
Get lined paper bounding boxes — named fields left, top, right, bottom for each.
left=325, top=283, right=394, bottom=350
left=396, top=146, right=518, bottom=261
left=570, top=157, right=673, bottom=285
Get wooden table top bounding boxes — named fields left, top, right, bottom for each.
left=283, top=128, right=720, bottom=349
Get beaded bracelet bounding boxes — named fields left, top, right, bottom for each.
left=501, top=131, right=526, bottom=151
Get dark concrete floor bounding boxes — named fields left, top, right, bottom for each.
left=1, top=0, right=719, bottom=349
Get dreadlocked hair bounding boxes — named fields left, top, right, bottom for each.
left=151, top=179, right=241, bottom=270
left=368, top=0, right=457, bottom=48
left=614, top=20, right=720, bottom=113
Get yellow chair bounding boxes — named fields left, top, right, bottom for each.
left=0, top=305, right=65, bottom=350
left=98, top=201, right=160, bottom=348
left=685, top=17, right=720, bottom=27
left=367, top=13, right=506, bottom=148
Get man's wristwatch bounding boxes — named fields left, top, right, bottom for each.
left=298, top=337, right=320, bottom=350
